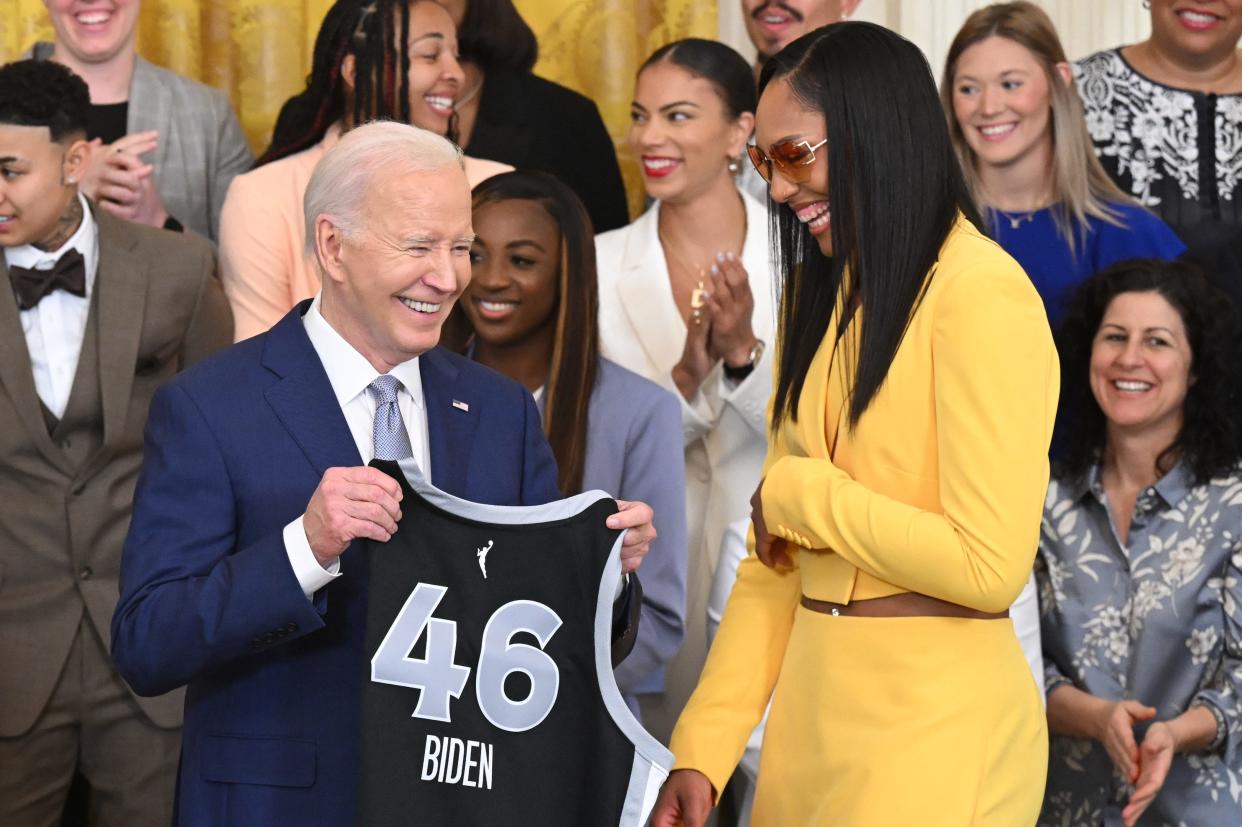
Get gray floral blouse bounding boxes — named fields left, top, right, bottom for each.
left=1035, top=462, right=1242, bottom=826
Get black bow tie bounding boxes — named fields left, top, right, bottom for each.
left=8, top=248, right=87, bottom=311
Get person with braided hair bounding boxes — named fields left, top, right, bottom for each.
left=219, top=0, right=509, bottom=341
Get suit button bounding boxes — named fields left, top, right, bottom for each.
left=79, top=566, right=93, bottom=580
left=59, top=438, right=72, bottom=450
left=283, top=622, right=298, bottom=633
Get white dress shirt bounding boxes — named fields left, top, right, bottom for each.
left=7, top=193, right=98, bottom=418
left=283, top=293, right=432, bottom=598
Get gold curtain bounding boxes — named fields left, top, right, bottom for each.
left=517, top=0, right=718, bottom=216
left=0, top=0, right=714, bottom=216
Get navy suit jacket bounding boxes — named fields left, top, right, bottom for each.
left=111, top=302, right=584, bottom=825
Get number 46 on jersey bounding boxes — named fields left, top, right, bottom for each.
left=371, top=582, right=563, bottom=734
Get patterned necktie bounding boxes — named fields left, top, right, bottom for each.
left=368, top=374, right=414, bottom=461
left=8, top=248, right=87, bottom=311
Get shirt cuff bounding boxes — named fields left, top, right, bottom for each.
left=1193, top=700, right=1228, bottom=753
left=283, top=516, right=341, bottom=599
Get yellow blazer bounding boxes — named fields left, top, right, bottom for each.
left=668, top=216, right=1058, bottom=790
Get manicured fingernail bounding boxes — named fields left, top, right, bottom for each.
left=716, top=252, right=726, bottom=262
left=710, top=264, right=719, bottom=275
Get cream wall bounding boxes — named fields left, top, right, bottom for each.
left=720, top=1, right=1152, bottom=76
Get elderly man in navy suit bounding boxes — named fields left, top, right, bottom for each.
left=111, top=121, right=656, bottom=826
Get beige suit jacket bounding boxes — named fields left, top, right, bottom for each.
left=0, top=205, right=233, bottom=736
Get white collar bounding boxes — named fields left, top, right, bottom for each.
left=4, top=193, right=99, bottom=294
left=302, top=293, right=425, bottom=410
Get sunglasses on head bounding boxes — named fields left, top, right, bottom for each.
left=746, top=137, right=828, bottom=184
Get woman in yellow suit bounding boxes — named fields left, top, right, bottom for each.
left=652, top=22, right=1057, bottom=827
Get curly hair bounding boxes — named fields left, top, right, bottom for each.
left=0, top=60, right=89, bottom=142
left=1056, top=258, right=1242, bottom=486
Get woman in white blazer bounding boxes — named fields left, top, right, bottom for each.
left=596, top=39, right=775, bottom=742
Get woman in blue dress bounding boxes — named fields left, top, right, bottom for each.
left=941, top=2, right=1185, bottom=331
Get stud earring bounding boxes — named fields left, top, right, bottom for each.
left=65, top=176, right=77, bottom=185
left=727, top=156, right=741, bottom=176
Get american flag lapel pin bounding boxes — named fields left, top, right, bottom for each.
left=452, top=399, right=470, bottom=412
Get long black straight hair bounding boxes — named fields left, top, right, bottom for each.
left=466, top=171, right=600, bottom=496
left=763, top=22, right=983, bottom=432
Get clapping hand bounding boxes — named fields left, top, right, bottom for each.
left=1098, top=699, right=1156, bottom=784
left=1123, top=721, right=1175, bottom=826
left=671, top=278, right=715, bottom=401
left=704, top=252, right=758, bottom=369
left=81, top=131, right=170, bottom=227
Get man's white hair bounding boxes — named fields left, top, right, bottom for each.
left=303, top=120, right=463, bottom=259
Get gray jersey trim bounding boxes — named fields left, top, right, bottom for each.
left=396, top=457, right=614, bottom=524
left=595, top=532, right=674, bottom=825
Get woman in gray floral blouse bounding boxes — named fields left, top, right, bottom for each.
left=1036, top=258, right=1242, bottom=827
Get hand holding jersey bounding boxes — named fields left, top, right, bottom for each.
left=304, top=466, right=405, bottom=566
left=303, top=467, right=655, bottom=573
left=609, top=499, right=657, bottom=573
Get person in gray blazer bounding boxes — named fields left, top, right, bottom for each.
left=30, top=1, right=252, bottom=240
left=0, top=61, right=233, bottom=825
left=457, top=170, right=689, bottom=717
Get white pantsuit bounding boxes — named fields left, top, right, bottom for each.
left=595, top=189, right=776, bottom=740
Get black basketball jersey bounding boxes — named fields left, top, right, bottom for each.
left=358, top=459, right=672, bottom=826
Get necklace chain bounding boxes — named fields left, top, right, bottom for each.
left=999, top=209, right=1038, bottom=230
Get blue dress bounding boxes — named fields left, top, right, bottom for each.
left=990, top=202, right=1185, bottom=330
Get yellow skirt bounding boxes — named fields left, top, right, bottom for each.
left=751, top=607, right=1047, bottom=826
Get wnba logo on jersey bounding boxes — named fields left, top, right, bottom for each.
left=477, top=540, right=493, bottom=578
left=360, top=464, right=673, bottom=826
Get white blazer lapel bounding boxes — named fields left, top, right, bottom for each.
left=614, top=202, right=687, bottom=376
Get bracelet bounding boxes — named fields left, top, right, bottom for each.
left=1194, top=702, right=1228, bottom=752
left=723, top=360, right=755, bottom=382
left=723, top=338, right=765, bottom=383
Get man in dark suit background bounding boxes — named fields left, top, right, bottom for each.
left=111, top=120, right=657, bottom=825
left=0, top=59, right=232, bottom=824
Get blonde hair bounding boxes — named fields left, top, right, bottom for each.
left=940, top=1, right=1132, bottom=252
